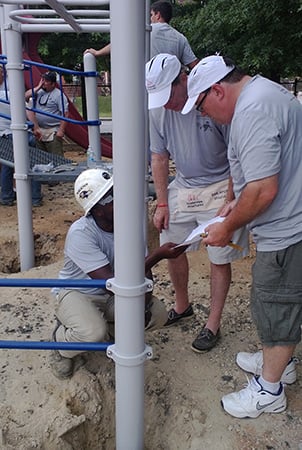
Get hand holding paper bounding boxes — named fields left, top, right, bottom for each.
left=176, top=216, right=225, bottom=247
left=176, top=216, right=243, bottom=251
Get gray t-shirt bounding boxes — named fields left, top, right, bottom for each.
left=229, top=75, right=302, bottom=251
left=151, top=23, right=197, bottom=66
left=34, top=87, right=68, bottom=128
left=150, top=107, right=229, bottom=188
left=56, top=215, right=114, bottom=295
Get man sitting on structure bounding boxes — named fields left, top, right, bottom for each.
left=26, top=71, right=69, bottom=157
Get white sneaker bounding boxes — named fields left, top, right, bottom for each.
left=236, top=351, right=297, bottom=384
left=221, top=376, right=287, bottom=418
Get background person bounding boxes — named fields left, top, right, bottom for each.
left=26, top=71, right=68, bottom=156
left=85, top=1, right=198, bottom=69
left=0, top=69, right=42, bottom=207
left=182, top=54, right=302, bottom=418
left=146, top=53, right=249, bottom=351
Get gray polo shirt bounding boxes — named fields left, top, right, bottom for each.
left=151, top=23, right=197, bottom=66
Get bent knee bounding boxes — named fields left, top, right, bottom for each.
left=72, top=318, right=107, bottom=343
left=85, top=322, right=107, bottom=342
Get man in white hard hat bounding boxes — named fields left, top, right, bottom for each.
left=145, top=53, right=249, bottom=352
left=49, top=168, right=186, bottom=379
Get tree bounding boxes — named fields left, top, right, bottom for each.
left=38, top=33, right=111, bottom=75
left=172, top=0, right=302, bottom=81
left=34, top=0, right=302, bottom=82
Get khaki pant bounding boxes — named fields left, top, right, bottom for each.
left=54, top=289, right=168, bottom=359
left=54, top=289, right=109, bottom=358
left=37, top=134, right=64, bottom=156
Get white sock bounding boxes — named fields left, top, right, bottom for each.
left=258, top=376, right=281, bottom=394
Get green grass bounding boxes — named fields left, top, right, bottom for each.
left=74, top=96, right=112, bottom=117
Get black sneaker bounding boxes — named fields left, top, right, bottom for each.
left=164, top=304, right=194, bottom=327
left=191, top=327, right=221, bottom=352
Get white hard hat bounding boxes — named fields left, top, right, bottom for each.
left=74, top=168, right=113, bottom=216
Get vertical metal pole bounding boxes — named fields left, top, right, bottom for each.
left=3, top=5, right=35, bottom=270
left=144, top=0, right=151, bottom=241
left=0, top=4, right=7, bottom=53
left=83, top=52, right=101, bottom=160
left=110, top=0, right=147, bottom=448
left=80, top=62, right=87, bottom=120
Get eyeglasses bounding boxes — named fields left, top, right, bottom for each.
left=195, top=87, right=211, bottom=113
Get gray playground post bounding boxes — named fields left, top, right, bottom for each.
left=83, top=52, right=101, bottom=161
left=3, top=4, right=35, bottom=270
left=107, top=0, right=151, bottom=449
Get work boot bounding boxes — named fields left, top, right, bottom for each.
left=49, top=349, right=74, bottom=379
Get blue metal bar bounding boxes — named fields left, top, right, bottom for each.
left=0, top=278, right=107, bottom=288
left=23, top=59, right=99, bottom=78
left=0, top=55, right=102, bottom=126
left=0, top=279, right=110, bottom=351
left=0, top=340, right=112, bottom=351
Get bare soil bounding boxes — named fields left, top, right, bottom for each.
left=0, top=148, right=301, bottom=449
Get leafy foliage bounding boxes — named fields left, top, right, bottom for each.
left=38, top=33, right=110, bottom=73
left=172, top=0, right=302, bottom=81
left=36, top=0, right=301, bottom=82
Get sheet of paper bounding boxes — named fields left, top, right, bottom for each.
left=175, top=216, right=225, bottom=248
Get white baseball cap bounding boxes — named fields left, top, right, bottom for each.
left=145, top=53, right=181, bottom=109
left=181, top=55, right=235, bottom=114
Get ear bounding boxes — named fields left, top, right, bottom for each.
left=212, top=83, right=225, bottom=99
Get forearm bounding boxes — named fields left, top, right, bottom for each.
left=97, top=43, right=111, bottom=56
left=58, top=120, right=67, bottom=134
left=26, top=110, right=39, bottom=130
left=151, top=152, right=169, bottom=204
left=25, top=83, right=42, bottom=102
left=85, top=43, right=111, bottom=57
left=223, top=177, right=278, bottom=234
left=225, top=176, right=235, bottom=203
left=144, top=248, right=164, bottom=274
left=57, top=113, right=69, bottom=134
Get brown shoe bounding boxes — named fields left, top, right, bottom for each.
left=164, top=304, right=194, bottom=327
left=191, top=327, right=221, bottom=352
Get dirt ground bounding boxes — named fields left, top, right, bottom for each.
left=0, top=148, right=301, bottom=449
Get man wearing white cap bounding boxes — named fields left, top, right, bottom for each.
left=145, top=53, right=249, bottom=351
left=182, top=55, right=302, bottom=418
